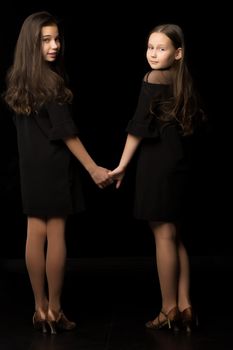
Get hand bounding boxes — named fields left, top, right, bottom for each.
left=90, top=166, right=113, bottom=189
left=108, top=166, right=126, bottom=189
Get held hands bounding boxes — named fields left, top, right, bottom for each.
left=108, top=166, right=126, bottom=189
left=90, top=165, right=114, bottom=189
left=90, top=165, right=126, bottom=189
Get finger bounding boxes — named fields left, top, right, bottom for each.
left=116, top=180, right=122, bottom=189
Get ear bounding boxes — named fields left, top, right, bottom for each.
left=175, top=47, right=182, bottom=60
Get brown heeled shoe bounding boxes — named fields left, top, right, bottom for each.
left=33, top=310, right=47, bottom=333
left=47, top=309, right=76, bottom=334
left=181, top=306, right=198, bottom=333
left=145, top=306, right=180, bottom=331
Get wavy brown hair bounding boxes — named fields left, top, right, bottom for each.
left=149, top=24, right=203, bottom=135
left=4, top=11, right=73, bottom=115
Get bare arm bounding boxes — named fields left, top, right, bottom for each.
left=109, top=134, right=142, bottom=188
left=64, top=136, right=112, bottom=188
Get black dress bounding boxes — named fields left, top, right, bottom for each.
left=14, top=102, right=85, bottom=216
left=126, top=81, right=187, bottom=222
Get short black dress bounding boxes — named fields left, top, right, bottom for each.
left=126, top=80, right=187, bottom=222
left=14, top=102, right=85, bottom=216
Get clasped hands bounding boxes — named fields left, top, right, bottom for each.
left=91, top=165, right=125, bottom=189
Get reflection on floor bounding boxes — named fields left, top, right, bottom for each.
left=0, top=256, right=232, bottom=350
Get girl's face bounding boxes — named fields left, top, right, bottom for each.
left=41, top=24, right=60, bottom=62
left=146, top=32, right=182, bottom=70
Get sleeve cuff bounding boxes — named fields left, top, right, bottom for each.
left=49, top=120, right=79, bottom=140
left=126, top=119, right=160, bottom=138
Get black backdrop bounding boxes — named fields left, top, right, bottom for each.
left=0, top=1, right=230, bottom=258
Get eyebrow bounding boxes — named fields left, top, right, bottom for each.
left=148, top=43, right=167, bottom=47
left=42, top=34, right=59, bottom=38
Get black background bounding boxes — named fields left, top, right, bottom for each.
left=0, top=1, right=230, bottom=258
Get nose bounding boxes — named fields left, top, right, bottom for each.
left=51, top=40, right=58, bottom=49
left=151, top=49, right=157, bottom=57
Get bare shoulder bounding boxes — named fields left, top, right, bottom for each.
left=143, top=70, right=172, bottom=85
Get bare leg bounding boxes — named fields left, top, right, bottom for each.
left=46, top=217, right=66, bottom=312
left=177, top=240, right=191, bottom=311
left=26, top=217, right=48, bottom=316
left=149, top=221, right=178, bottom=313
left=145, top=222, right=180, bottom=328
left=177, top=239, right=196, bottom=332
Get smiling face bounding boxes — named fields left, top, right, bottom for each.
left=41, top=24, right=61, bottom=62
left=146, top=32, right=182, bottom=70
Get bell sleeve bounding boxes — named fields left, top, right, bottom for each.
left=47, top=102, right=79, bottom=141
left=126, top=82, right=163, bottom=138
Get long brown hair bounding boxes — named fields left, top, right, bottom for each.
left=4, top=11, right=72, bottom=115
left=149, top=24, right=203, bottom=135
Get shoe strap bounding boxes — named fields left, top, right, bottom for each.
left=160, top=310, right=167, bottom=317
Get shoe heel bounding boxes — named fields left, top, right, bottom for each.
left=47, top=320, right=57, bottom=334
left=33, top=311, right=47, bottom=333
left=172, top=321, right=180, bottom=333
left=169, top=317, right=180, bottom=332
left=168, top=306, right=180, bottom=333
left=181, top=307, right=198, bottom=333
left=41, top=320, right=47, bottom=333
left=33, top=320, right=47, bottom=333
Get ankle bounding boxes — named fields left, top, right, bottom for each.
left=161, top=305, right=178, bottom=316
left=35, top=299, right=48, bottom=313
left=47, top=308, right=63, bottom=321
left=35, top=308, right=47, bottom=319
left=48, top=309, right=57, bottom=320
left=179, top=304, right=192, bottom=313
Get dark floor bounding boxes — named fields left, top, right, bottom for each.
left=0, top=256, right=232, bottom=350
